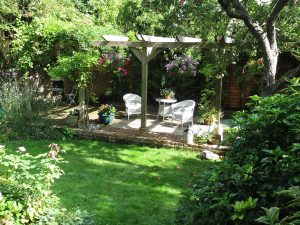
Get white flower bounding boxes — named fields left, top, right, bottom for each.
left=0, top=145, right=5, bottom=149
left=0, top=192, right=3, bottom=201
left=17, top=146, right=26, bottom=153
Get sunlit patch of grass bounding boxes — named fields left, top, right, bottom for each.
left=5, top=140, right=212, bottom=225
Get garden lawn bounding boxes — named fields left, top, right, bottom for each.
left=5, top=140, right=211, bottom=225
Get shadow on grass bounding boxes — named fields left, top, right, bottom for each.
left=4, top=140, right=215, bottom=225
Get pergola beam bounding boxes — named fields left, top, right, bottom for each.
left=93, top=40, right=215, bottom=49
left=176, top=36, right=203, bottom=43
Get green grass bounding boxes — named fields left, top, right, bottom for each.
left=4, top=140, right=211, bottom=225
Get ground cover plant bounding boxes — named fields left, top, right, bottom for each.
left=176, top=79, right=300, bottom=224
left=4, top=140, right=211, bottom=225
left=0, top=143, right=93, bottom=224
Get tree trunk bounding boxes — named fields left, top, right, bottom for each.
left=218, top=0, right=289, bottom=95
left=77, top=87, right=89, bottom=129
left=24, top=78, right=32, bottom=114
left=262, top=47, right=278, bottom=87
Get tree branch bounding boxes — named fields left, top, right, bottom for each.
left=218, top=0, right=266, bottom=47
left=218, top=0, right=250, bottom=21
left=266, top=0, right=289, bottom=50
left=268, top=64, right=300, bottom=94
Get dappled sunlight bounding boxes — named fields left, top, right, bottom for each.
left=4, top=140, right=213, bottom=225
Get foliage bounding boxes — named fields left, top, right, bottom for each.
left=0, top=75, right=60, bottom=141
left=165, top=55, right=199, bottom=77
left=195, top=132, right=213, bottom=144
left=231, top=197, right=257, bottom=223
left=198, top=63, right=219, bottom=124
left=117, top=0, right=167, bottom=35
left=84, top=0, right=126, bottom=28
left=176, top=79, right=300, bottom=225
left=0, top=144, right=94, bottom=224
left=255, top=207, right=281, bottom=225
left=4, top=0, right=120, bottom=73
left=150, top=49, right=203, bottom=102
left=160, top=88, right=175, bottom=98
left=198, top=88, right=218, bottom=124
left=98, top=104, right=116, bottom=115
left=62, top=128, right=77, bottom=140
left=49, top=51, right=99, bottom=87
left=98, top=50, right=131, bottom=77
left=276, top=186, right=300, bottom=224
left=69, top=109, right=80, bottom=116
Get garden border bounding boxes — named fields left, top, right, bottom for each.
left=74, top=127, right=230, bottom=155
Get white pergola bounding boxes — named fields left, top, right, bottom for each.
left=93, top=35, right=219, bottom=131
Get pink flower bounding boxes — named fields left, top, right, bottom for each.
left=48, top=151, right=57, bottom=160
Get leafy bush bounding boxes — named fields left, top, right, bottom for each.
left=176, top=79, right=300, bottom=225
left=160, top=88, right=175, bottom=98
left=98, top=104, right=116, bottom=115
left=0, top=144, right=94, bottom=224
left=0, top=76, right=60, bottom=141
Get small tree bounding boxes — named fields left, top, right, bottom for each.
left=49, top=52, right=98, bottom=129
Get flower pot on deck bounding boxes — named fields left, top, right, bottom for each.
left=98, top=113, right=115, bottom=125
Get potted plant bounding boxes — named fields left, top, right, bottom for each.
left=160, top=88, right=175, bottom=99
left=67, top=109, right=80, bottom=127
left=98, top=104, right=116, bottom=125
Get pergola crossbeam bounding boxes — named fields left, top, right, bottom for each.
left=147, top=48, right=163, bottom=62
left=93, top=40, right=215, bottom=49
left=130, top=47, right=143, bottom=62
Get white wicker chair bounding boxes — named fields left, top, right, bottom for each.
left=171, top=100, right=195, bottom=128
left=123, top=93, right=142, bottom=120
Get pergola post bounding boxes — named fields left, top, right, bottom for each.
left=130, top=46, right=162, bottom=131
left=140, top=47, right=148, bottom=131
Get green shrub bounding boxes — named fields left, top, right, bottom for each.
left=0, top=144, right=94, bottom=224
left=0, top=76, right=61, bottom=141
left=176, top=79, right=300, bottom=225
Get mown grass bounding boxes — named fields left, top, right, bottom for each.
left=5, top=140, right=211, bottom=225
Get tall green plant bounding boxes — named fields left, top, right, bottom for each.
left=177, top=79, right=300, bottom=225
left=0, top=76, right=59, bottom=141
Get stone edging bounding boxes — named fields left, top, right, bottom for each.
left=73, top=128, right=231, bottom=155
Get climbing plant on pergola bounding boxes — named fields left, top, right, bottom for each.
left=83, top=34, right=226, bottom=132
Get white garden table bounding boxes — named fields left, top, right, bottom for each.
left=155, top=98, right=177, bottom=120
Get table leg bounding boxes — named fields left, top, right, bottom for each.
left=162, top=102, right=166, bottom=120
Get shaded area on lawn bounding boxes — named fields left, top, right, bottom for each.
left=5, top=140, right=213, bottom=225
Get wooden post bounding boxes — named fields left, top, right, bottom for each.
left=130, top=47, right=163, bottom=131
left=214, top=74, right=223, bottom=141
left=77, top=87, right=89, bottom=129
left=140, top=47, right=148, bottom=131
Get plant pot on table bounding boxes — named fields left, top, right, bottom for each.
left=98, top=113, right=115, bottom=125
left=164, top=95, right=175, bottom=99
